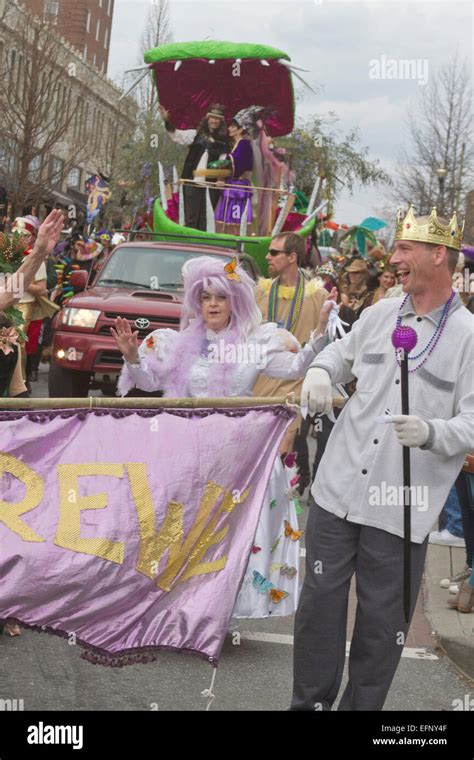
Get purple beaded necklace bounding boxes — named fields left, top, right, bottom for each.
left=393, top=290, right=455, bottom=372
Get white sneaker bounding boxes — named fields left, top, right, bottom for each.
left=429, top=529, right=465, bottom=548
left=440, top=565, right=472, bottom=588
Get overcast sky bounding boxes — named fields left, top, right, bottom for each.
left=108, top=0, right=472, bottom=226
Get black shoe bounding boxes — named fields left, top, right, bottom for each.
left=29, top=370, right=38, bottom=382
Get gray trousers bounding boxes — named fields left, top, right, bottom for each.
left=291, top=501, right=428, bottom=711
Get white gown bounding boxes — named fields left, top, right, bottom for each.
left=118, top=322, right=325, bottom=618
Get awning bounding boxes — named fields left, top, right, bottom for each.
left=46, top=188, right=87, bottom=209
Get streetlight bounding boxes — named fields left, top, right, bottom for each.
left=436, top=166, right=447, bottom=216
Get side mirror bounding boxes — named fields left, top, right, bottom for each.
left=69, top=270, right=89, bottom=290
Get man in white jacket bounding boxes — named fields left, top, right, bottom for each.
left=291, top=206, right=473, bottom=710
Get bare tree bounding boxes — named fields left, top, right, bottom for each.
left=107, top=0, right=183, bottom=223
left=0, top=1, right=91, bottom=215
left=390, top=55, right=473, bottom=216
left=136, top=0, right=172, bottom=112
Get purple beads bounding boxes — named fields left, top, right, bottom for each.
left=391, top=325, right=418, bottom=352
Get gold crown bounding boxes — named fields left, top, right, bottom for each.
left=395, top=205, right=464, bottom=251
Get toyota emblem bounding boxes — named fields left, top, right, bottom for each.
left=135, top=318, right=150, bottom=329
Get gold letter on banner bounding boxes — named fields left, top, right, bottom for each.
left=127, top=462, right=249, bottom=591
left=0, top=453, right=45, bottom=542
left=177, top=486, right=250, bottom=587
left=55, top=464, right=125, bottom=564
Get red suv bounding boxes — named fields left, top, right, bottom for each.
left=48, top=241, right=261, bottom=397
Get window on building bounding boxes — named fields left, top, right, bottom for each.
left=93, top=53, right=96, bottom=67
left=43, top=0, right=59, bottom=23
left=74, top=97, right=84, bottom=140
left=85, top=9, right=91, bottom=33
left=83, top=102, right=89, bottom=140
left=104, top=28, right=108, bottom=48
left=96, top=19, right=100, bottom=41
left=28, top=155, right=42, bottom=182
left=99, top=0, right=102, bottom=7
left=83, top=44, right=88, bottom=59
left=50, top=157, right=64, bottom=188
left=8, top=50, right=16, bottom=93
left=67, top=167, right=81, bottom=189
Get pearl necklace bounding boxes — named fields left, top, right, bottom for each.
left=394, top=291, right=455, bottom=372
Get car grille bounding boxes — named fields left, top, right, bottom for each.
left=95, top=350, right=124, bottom=367
left=98, top=313, right=180, bottom=340
left=103, top=311, right=180, bottom=325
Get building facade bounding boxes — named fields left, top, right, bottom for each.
left=21, top=0, right=114, bottom=74
left=0, top=0, right=135, bottom=222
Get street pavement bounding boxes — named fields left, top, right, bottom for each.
left=1, top=363, right=471, bottom=712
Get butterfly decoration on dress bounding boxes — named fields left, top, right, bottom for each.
left=269, top=498, right=277, bottom=509
left=293, top=498, right=303, bottom=516
left=224, top=257, right=241, bottom=282
left=252, top=570, right=274, bottom=595
left=146, top=335, right=155, bottom=350
left=280, top=564, right=297, bottom=579
left=289, top=474, right=300, bottom=488
left=284, top=451, right=298, bottom=468
left=269, top=563, right=283, bottom=575
left=284, top=519, right=304, bottom=541
left=270, top=536, right=281, bottom=554
left=269, top=588, right=289, bottom=604
left=251, top=545, right=262, bottom=554
left=285, top=486, right=300, bottom=501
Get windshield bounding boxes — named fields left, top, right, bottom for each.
left=96, top=246, right=232, bottom=291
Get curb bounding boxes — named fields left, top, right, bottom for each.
left=423, top=543, right=474, bottom=682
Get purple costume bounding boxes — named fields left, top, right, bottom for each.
left=215, top=138, right=253, bottom=225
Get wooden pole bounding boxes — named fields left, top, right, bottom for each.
left=0, top=396, right=346, bottom=410
left=179, top=178, right=291, bottom=196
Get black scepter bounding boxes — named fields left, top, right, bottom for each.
left=391, top=325, right=418, bottom=623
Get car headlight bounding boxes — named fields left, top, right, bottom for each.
left=61, top=308, right=101, bottom=328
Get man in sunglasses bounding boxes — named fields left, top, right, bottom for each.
left=252, top=232, right=328, bottom=458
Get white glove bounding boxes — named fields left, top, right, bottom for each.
left=392, top=415, right=429, bottom=447
left=300, top=367, right=333, bottom=418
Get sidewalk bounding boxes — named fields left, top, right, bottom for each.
left=423, top=543, right=474, bottom=681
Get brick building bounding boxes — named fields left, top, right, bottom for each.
left=21, top=0, right=114, bottom=74
left=0, top=0, right=135, bottom=221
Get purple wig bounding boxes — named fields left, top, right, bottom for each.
left=164, top=256, right=262, bottom=396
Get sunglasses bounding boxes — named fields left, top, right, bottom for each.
left=267, top=248, right=287, bottom=257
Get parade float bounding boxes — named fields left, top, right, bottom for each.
left=127, top=41, right=323, bottom=274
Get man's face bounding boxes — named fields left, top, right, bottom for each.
left=266, top=239, right=296, bottom=277
left=207, top=115, right=222, bottom=132
left=391, top=240, right=443, bottom=294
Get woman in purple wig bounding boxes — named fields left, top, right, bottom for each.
left=112, top=255, right=333, bottom=618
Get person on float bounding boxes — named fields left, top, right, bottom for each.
left=214, top=109, right=255, bottom=236
left=158, top=103, right=228, bottom=231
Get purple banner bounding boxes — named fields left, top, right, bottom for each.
left=0, top=406, right=293, bottom=665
